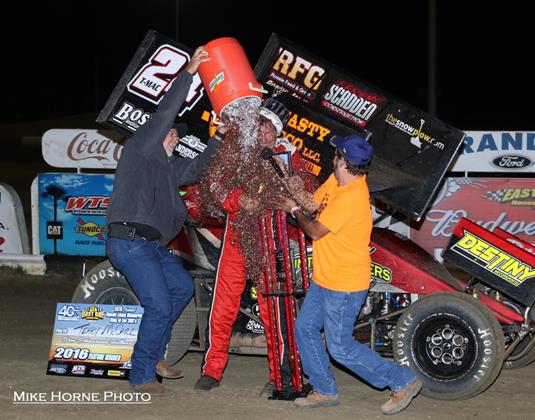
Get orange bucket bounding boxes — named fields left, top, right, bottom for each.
left=198, top=37, right=265, bottom=117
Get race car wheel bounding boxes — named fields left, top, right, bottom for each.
left=72, top=259, right=196, bottom=365
left=394, top=292, right=504, bottom=400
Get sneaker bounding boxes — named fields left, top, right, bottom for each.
left=381, top=378, right=422, bottom=415
left=294, top=390, right=339, bottom=408
left=193, top=375, right=220, bottom=391
left=131, top=380, right=176, bottom=398
left=155, top=360, right=184, bottom=379
left=259, top=380, right=275, bottom=398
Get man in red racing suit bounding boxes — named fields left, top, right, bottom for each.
left=194, top=98, right=311, bottom=394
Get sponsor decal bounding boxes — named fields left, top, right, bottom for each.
left=179, top=135, right=207, bottom=152
left=107, top=370, right=125, bottom=377
left=450, top=230, right=535, bottom=286
left=369, top=247, right=393, bottom=282
left=208, top=72, right=225, bottom=92
left=454, top=132, right=535, bottom=173
left=491, top=155, right=532, bottom=170
left=127, top=44, right=204, bottom=110
left=268, top=47, right=326, bottom=102
left=89, top=368, right=105, bottom=376
left=175, top=134, right=207, bottom=159
left=112, top=101, right=152, bottom=132
left=281, top=111, right=330, bottom=176
left=484, top=188, right=535, bottom=207
left=66, top=132, right=123, bottom=164
left=81, top=306, right=105, bottom=321
left=462, top=132, right=535, bottom=155
left=371, top=262, right=393, bottom=282
left=57, top=305, right=81, bottom=321
left=245, top=319, right=264, bottom=334
left=48, top=364, right=68, bottom=374
left=250, top=286, right=258, bottom=300
left=321, top=80, right=386, bottom=127
left=251, top=303, right=260, bottom=318
left=71, top=365, right=87, bottom=375
left=385, top=113, right=445, bottom=150
left=285, top=113, right=330, bottom=143
left=120, top=361, right=132, bottom=369
left=65, top=196, right=108, bottom=216
left=74, top=218, right=106, bottom=239
left=47, top=221, right=63, bottom=239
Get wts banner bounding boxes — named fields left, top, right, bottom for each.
left=38, top=173, right=113, bottom=256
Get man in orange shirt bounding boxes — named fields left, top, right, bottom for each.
left=279, top=134, right=421, bottom=415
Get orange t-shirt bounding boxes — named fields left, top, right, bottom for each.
left=312, top=174, right=372, bottom=292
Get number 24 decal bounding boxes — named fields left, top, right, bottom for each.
left=127, top=44, right=204, bottom=115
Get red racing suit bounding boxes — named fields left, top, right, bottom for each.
left=201, top=138, right=308, bottom=383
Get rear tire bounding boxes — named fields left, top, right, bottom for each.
left=394, top=292, right=504, bottom=400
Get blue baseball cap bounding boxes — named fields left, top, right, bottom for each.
left=330, top=134, right=373, bottom=166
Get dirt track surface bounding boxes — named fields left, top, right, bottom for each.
left=1, top=266, right=535, bottom=420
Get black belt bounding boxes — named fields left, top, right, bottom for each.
left=107, top=222, right=160, bottom=241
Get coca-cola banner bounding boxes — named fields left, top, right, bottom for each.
left=452, top=131, right=535, bottom=172
left=42, top=129, right=125, bottom=169
left=410, top=177, right=535, bottom=261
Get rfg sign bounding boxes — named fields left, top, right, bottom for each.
left=42, top=129, right=124, bottom=169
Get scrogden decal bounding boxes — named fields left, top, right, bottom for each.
left=321, top=80, right=386, bottom=127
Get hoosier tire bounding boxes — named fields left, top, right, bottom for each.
left=394, top=292, right=504, bottom=400
left=71, top=259, right=196, bottom=364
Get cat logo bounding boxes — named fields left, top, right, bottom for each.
left=47, top=221, right=63, bottom=239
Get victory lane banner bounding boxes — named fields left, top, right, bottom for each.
left=47, top=303, right=143, bottom=380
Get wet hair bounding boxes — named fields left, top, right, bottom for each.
left=336, top=150, right=370, bottom=175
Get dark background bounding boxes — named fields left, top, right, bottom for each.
left=2, top=0, right=534, bottom=132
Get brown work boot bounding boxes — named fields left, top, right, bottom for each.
left=155, top=360, right=183, bottom=379
left=294, top=390, right=339, bottom=408
left=381, top=378, right=422, bottom=415
left=131, top=380, right=176, bottom=398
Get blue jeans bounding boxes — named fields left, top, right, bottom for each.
left=295, top=283, right=415, bottom=397
left=107, top=237, right=194, bottom=386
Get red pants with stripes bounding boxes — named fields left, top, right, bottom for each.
left=200, top=216, right=283, bottom=382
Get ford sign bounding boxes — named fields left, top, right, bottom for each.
left=491, top=155, right=532, bottom=170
